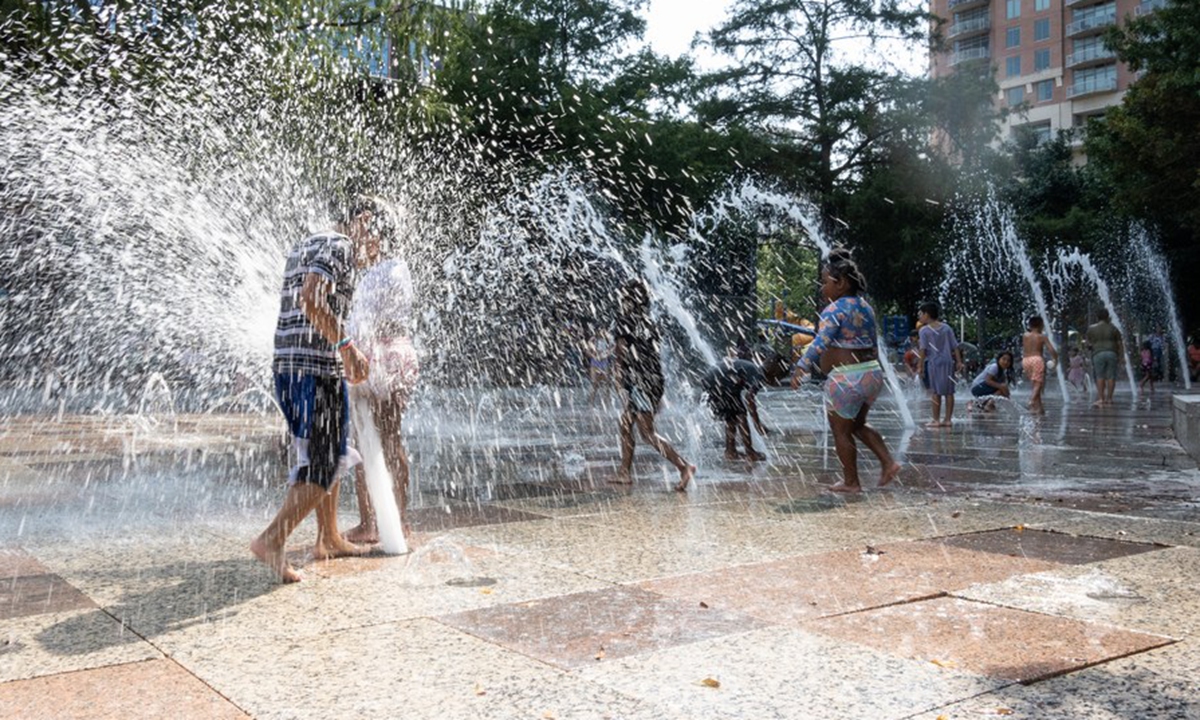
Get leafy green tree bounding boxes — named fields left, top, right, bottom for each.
left=696, top=0, right=932, bottom=203
left=1086, top=0, right=1200, bottom=322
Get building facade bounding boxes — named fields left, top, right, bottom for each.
left=931, top=0, right=1168, bottom=150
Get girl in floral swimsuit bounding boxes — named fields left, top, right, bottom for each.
left=791, top=249, right=902, bottom=493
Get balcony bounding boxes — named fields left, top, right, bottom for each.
left=951, top=46, right=991, bottom=65
left=1067, top=74, right=1118, bottom=98
left=1136, top=0, right=1167, bottom=15
left=948, top=15, right=990, bottom=39
left=1066, top=45, right=1116, bottom=68
left=948, top=0, right=989, bottom=10
left=1065, top=0, right=1110, bottom=7
left=1066, top=9, right=1116, bottom=37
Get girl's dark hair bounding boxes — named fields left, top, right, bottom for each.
left=997, top=350, right=1014, bottom=365
left=824, top=247, right=867, bottom=295
left=919, top=302, right=940, bottom=320
left=996, top=350, right=1015, bottom=380
left=1027, top=315, right=1044, bottom=331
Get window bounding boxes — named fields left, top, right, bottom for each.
left=1006, top=56, right=1021, bottom=76
left=1006, top=27, right=1021, bottom=48
left=1007, top=86, right=1025, bottom=107
left=1006, top=0, right=1021, bottom=19
left=1036, top=79, right=1053, bottom=101
left=1034, top=19, right=1050, bottom=41
left=1035, top=0, right=1049, bottom=10
left=1035, top=48, right=1051, bottom=71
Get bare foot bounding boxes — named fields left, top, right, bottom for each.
left=610, top=471, right=633, bottom=485
left=724, top=450, right=743, bottom=461
left=1092, top=400, right=1104, bottom=407
left=924, top=421, right=942, bottom=428
left=250, top=536, right=302, bottom=583
left=312, top=536, right=373, bottom=561
left=746, top=450, right=767, bottom=462
left=879, top=462, right=902, bottom=488
left=828, top=482, right=862, bottom=494
left=940, top=420, right=953, bottom=427
left=343, top=523, right=379, bottom=545
left=675, top=464, right=696, bottom=492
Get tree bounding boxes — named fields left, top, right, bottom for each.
left=1086, top=0, right=1200, bottom=323
left=696, top=0, right=932, bottom=204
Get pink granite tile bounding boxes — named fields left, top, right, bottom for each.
left=0, top=659, right=249, bottom=719
left=439, top=584, right=768, bottom=669
left=1, top=573, right=96, bottom=620
left=0, top=548, right=50, bottom=578
left=805, top=596, right=1175, bottom=682
left=639, top=541, right=1062, bottom=625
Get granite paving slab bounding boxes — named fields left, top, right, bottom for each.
left=935, top=527, right=1165, bottom=565
left=1036, top=513, right=1200, bottom=549
left=0, top=658, right=250, bottom=719
left=0, top=547, right=50, bottom=577
left=578, top=625, right=1005, bottom=720
left=954, top=546, right=1200, bottom=638
left=168, top=617, right=659, bottom=720
left=0, top=573, right=96, bottom=620
left=439, top=584, right=768, bottom=669
left=0, top=608, right=163, bottom=683
left=908, top=639, right=1200, bottom=719
left=639, top=541, right=1062, bottom=625
left=805, top=596, right=1175, bottom=683
left=408, top=502, right=553, bottom=532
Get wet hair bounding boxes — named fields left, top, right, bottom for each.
left=919, top=302, right=940, bottom=320
left=1097, top=309, right=1111, bottom=322
left=823, top=247, right=867, bottom=295
left=995, top=350, right=1014, bottom=375
left=333, top=194, right=397, bottom=246
left=1027, top=315, right=1044, bottom=331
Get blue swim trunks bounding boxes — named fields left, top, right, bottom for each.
left=274, top=372, right=350, bottom=490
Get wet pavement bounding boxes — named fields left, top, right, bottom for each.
left=2, top=382, right=1199, bottom=718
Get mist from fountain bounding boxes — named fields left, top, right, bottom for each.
left=1127, top=227, right=1191, bottom=390
left=1053, top=248, right=1139, bottom=399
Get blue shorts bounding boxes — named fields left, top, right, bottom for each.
left=274, top=372, right=349, bottom=490
left=971, top=383, right=998, bottom=398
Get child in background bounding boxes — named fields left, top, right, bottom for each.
left=1139, top=340, right=1156, bottom=394
left=1021, top=316, right=1059, bottom=413
left=903, top=332, right=921, bottom=384
left=702, top=358, right=768, bottom=461
left=917, top=302, right=964, bottom=427
left=970, top=351, right=1013, bottom=412
left=1067, top=347, right=1086, bottom=393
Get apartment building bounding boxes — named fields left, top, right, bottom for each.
left=930, top=0, right=1168, bottom=152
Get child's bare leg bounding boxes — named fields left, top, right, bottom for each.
left=314, top=480, right=371, bottom=559
left=383, top=426, right=412, bottom=541
left=634, top=413, right=694, bottom=491
left=344, top=464, right=378, bottom=544
left=251, top=482, right=325, bottom=583
left=613, top=410, right=636, bottom=483
left=852, top=405, right=901, bottom=486
left=827, top=413, right=861, bottom=492
left=738, top=415, right=765, bottom=461
left=943, top=394, right=955, bottom=425
left=927, top=395, right=941, bottom=426
left=724, top=419, right=741, bottom=459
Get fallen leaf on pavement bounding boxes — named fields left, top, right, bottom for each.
left=480, top=588, right=493, bottom=595
left=474, top=683, right=486, bottom=696
left=699, top=677, right=721, bottom=688
left=930, top=658, right=958, bottom=668
left=699, top=601, right=709, bottom=608
left=594, top=646, right=606, bottom=661
left=996, top=709, right=1014, bottom=716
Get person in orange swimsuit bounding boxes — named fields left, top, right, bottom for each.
left=1021, top=315, right=1058, bottom=413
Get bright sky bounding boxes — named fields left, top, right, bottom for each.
left=643, top=0, right=730, bottom=62
left=642, top=0, right=928, bottom=75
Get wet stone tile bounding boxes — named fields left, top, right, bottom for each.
left=639, top=541, right=1060, bottom=626
left=408, top=503, right=551, bottom=532
left=1, top=573, right=96, bottom=620
left=438, top=584, right=768, bottom=669
left=0, top=547, right=49, bottom=578
left=935, top=528, right=1165, bottom=565
left=805, top=596, right=1174, bottom=683
left=0, top=659, right=249, bottom=719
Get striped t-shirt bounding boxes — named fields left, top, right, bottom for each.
left=272, top=232, right=357, bottom=377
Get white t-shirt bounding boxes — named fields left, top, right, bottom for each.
left=348, top=258, right=414, bottom=341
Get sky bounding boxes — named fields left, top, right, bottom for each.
left=641, top=0, right=929, bottom=76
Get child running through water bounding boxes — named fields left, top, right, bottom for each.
left=612, top=279, right=696, bottom=491
left=790, top=248, right=901, bottom=493
left=917, top=301, right=964, bottom=427
left=1022, top=316, right=1059, bottom=413
left=1067, top=347, right=1087, bottom=393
